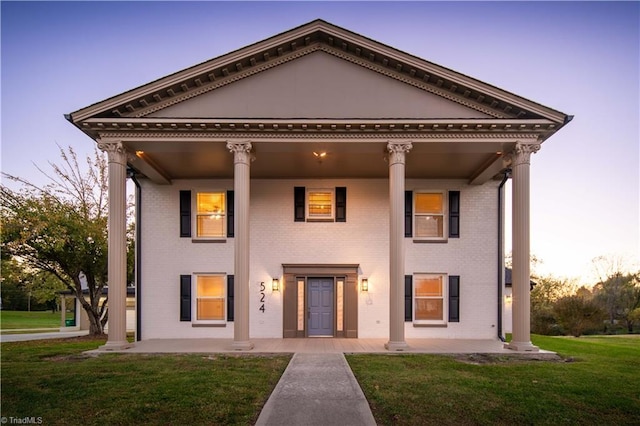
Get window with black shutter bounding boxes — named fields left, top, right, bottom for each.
left=226, top=190, right=234, bottom=238
left=335, top=187, right=347, bottom=222
left=449, top=191, right=460, bottom=238
left=404, top=275, right=413, bottom=321
left=449, top=275, right=460, bottom=322
left=405, top=191, right=413, bottom=237
left=180, top=275, right=191, bottom=321
left=227, top=275, right=234, bottom=322
left=294, top=187, right=305, bottom=222
left=179, top=191, right=191, bottom=238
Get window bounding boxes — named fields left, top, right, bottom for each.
left=196, top=192, right=226, bottom=238
left=414, top=274, right=446, bottom=324
left=307, top=189, right=334, bottom=220
left=294, top=187, right=346, bottom=222
left=414, top=192, right=446, bottom=240
left=195, top=275, right=225, bottom=322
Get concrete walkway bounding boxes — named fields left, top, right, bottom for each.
left=0, top=330, right=89, bottom=343
left=255, top=353, right=376, bottom=426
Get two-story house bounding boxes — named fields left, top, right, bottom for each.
left=67, top=20, right=571, bottom=351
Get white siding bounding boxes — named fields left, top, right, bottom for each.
left=139, top=178, right=499, bottom=340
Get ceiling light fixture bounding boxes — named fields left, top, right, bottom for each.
left=313, top=151, right=327, bottom=158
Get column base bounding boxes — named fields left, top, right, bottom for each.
left=385, top=340, right=410, bottom=351
left=99, top=340, right=133, bottom=351
left=231, top=340, right=254, bottom=351
left=504, top=341, right=539, bottom=352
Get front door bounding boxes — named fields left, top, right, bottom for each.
left=307, top=278, right=334, bottom=336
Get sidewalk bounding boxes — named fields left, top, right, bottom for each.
left=0, top=330, right=89, bottom=343
left=255, top=353, right=376, bottom=426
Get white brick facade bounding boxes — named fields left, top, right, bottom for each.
left=139, top=178, right=500, bottom=340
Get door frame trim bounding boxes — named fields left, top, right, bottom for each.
left=282, top=264, right=359, bottom=338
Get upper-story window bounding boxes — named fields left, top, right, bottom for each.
left=414, top=191, right=446, bottom=240
left=307, top=189, right=334, bottom=220
left=196, top=192, right=226, bottom=238
left=294, top=186, right=346, bottom=223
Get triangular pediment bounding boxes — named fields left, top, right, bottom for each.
left=70, top=19, right=569, bottom=125
left=147, top=51, right=491, bottom=120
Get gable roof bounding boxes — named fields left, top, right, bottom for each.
left=68, top=19, right=570, bottom=129
left=67, top=20, right=572, bottom=184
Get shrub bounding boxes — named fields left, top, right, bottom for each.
left=553, top=295, right=606, bottom=337
left=531, top=305, right=561, bottom=335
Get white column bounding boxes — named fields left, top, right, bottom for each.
left=98, top=140, right=132, bottom=350
left=228, top=141, right=254, bottom=350
left=505, top=142, right=540, bottom=352
left=385, top=141, right=412, bottom=351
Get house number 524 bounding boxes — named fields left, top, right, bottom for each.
left=259, top=282, right=266, bottom=313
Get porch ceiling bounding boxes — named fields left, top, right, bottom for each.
left=125, top=138, right=514, bottom=181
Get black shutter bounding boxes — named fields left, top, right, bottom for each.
left=294, top=186, right=305, bottom=222
left=449, top=191, right=460, bottom=238
left=227, top=190, right=234, bottom=238
left=405, top=275, right=413, bottom=322
left=336, top=187, right=347, bottom=222
left=179, top=190, right=191, bottom=238
left=180, top=275, right=191, bottom=321
left=227, top=275, right=234, bottom=322
left=405, top=191, right=413, bottom=237
left=449, top=275, right=460, bottom=322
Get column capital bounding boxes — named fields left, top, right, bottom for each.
left=387, top=141, right=412, bottom=166
left=510, top=142, right=541, bottom=167
left=227, top=141, right=253, bottom=164
left=97, top=140, right=131, bottom=165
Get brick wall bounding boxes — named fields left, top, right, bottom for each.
left=139, top=178, right=500, bottom=340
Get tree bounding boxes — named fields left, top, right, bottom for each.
left=592, top=256, right=640, bottom=333
left=553, top=288, right=606, bottom=337
left=26, top=270, right=67, bottom=311
left=593, top=272, right=640, bottom=333
left=1, top=145, right=131, bottom=335
left=1, top=258, right=30, bottom=311
left=530, top=275, right=577, bottom=335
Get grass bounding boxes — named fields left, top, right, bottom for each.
left=347, top=335, right=640, bottom=425
left=2, top=335, right=638, bottom=425
left=0, top=310, right=72, bottom=330
left=0, top=336, right=291, bottom=425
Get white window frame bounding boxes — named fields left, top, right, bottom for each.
left=192, top=273, right=226, bottom=325
left=306, top=188, right=335, bottom=221
left=413, top=273, right=448, bottom=325
left=193, top=191, right=226, bottom=240
left=413, top=190, right=448, bottom=242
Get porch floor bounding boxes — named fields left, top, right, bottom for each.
left=97, top=338, right=556, bottom=355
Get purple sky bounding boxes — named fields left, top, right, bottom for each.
left=2, top=1, right=638, bottom=283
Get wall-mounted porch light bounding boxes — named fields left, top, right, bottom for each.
left=272, top=278, right=280, bottom=292
left=361, top=278, right=369, bottom=292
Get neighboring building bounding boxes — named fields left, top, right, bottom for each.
left=60, top=288, right=136, bottom=333
left=67, top=20, right=571, bottom=351
left=502, top=268, right=537, bottom=334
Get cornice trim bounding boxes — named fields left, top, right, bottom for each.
left=97, top=131, right=541, bottom=142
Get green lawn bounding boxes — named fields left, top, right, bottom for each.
left=2, top=335, right=638, bottom=425
left=0, top=310, right=70, bottom=330
left=347, top=335, right=640, bottom=425
left=0, top=336, right=291, bottom=425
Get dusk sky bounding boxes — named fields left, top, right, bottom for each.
left=1, top=1, right=638, bottom=283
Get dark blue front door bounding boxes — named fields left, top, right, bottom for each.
left=307, top=278, right=334, bottom=336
